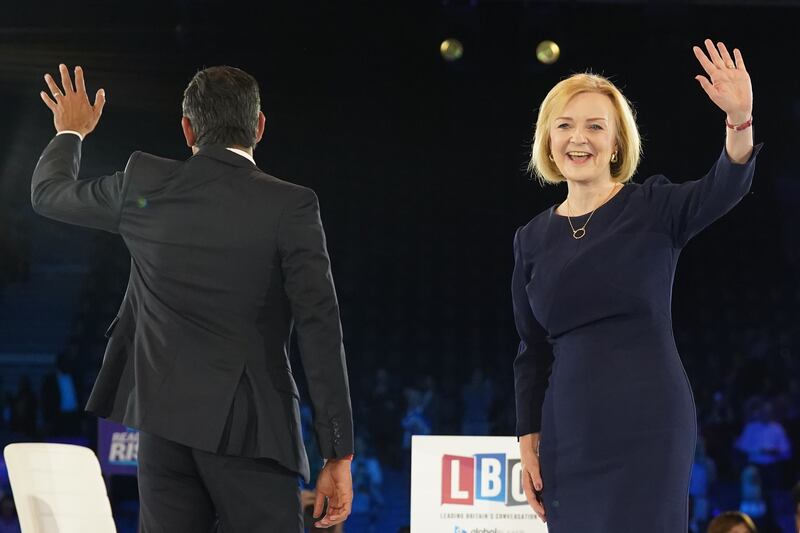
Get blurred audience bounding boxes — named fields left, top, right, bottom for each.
left=351, top=435, right=384, bottom=531
left=707, top=511, right=757, bottom=533
left=460, top=368, right=492, bottom=436
left=366, top=368, right=401, bottom=467
left=691, top=437, right=717, bottom=533
left=7, top=377, right=37, bottom=439
left=401, top=388, right=431, bottom=453
left=41, top=353, right=80, bottom=437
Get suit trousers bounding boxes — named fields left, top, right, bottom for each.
left=137, top=431, right=302, bottom=533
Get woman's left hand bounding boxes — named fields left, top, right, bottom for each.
left=693, top=39, right=753, bottom=123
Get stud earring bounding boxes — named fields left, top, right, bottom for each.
left=610, top=151, right=618, bottom=164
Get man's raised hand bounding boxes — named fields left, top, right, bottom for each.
left=40, top=64, right=106, bottom=139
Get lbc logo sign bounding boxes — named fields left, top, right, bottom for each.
left=441, top=453, right=527, bottom=506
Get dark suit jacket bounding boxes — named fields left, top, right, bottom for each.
left=31, top=133, right=353, bottom=481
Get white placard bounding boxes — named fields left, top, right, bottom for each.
left=411, top=435, right=548, bottom=533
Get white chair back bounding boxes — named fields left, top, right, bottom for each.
left=4, top=442, right=117, bottom=533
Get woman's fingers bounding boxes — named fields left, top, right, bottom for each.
left=716, top=42, right=735, bottom=68
left=522, top=468, right=546, bottom=521
left=692, top=46, right=716, bottom=77
left=529, top=460, right=543, bottom=491
left=733, top=48, right=746, bottom=71
left=694, top=75, right=715, bottom=97
left=704, top=38, right=725, bottom=68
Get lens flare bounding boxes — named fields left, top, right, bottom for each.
left=536, top=40, right=560, bottom=65
left=440, top=39, right=464, bottom=62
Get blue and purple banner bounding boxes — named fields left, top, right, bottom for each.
left=97, top=419, right=139, bottom=476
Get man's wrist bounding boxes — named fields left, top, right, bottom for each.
left=323, top=454, right=354, bottom=467
left=56, top=130, right=85, bottom=141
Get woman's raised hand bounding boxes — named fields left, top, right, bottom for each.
left=693, top=39, right=752, bottom=124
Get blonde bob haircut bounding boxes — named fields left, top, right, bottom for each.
left=529, top=73, right=642, bottom=185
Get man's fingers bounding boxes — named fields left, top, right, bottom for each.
left=94, top=88, right=106, bottom=116
left=329, top=501, right=351, bottom=521
left=74, top=66, right=87, bottom=95
left=326, top=499, right=350, bottom=521
left=312, top=492, right=327, bottom=521
left=316, top=464, right=352, bottom=527
left=44, top=74, right=63, bottom=98
left=332, top=483, right=352, bottom=513
left=58, top=64, right=75, bottom=94
left=39, top=91, right=57, bottom=112
left=318, top=507, right=350, bottom=528
left=317, top=492, right=351, bottom=527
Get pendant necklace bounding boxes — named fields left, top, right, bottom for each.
left=565, top=183, right=620, bottom=240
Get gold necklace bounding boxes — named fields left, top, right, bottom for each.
left=565, top=183, right=620, bottom=240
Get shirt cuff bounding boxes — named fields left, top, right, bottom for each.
left=56, top=130, right=84, bottom=141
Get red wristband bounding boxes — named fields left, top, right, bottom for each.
left=726, top=116, right=753, bottom=131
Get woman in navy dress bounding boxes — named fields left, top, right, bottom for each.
left=512, top=40, right=760, bottom=532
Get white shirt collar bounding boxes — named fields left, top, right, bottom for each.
left=225, top=147, right=256, bottom=165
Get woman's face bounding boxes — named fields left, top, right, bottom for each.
left=549, top=91, right=618, bottom=183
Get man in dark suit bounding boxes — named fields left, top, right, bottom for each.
left=33, top=64, right=354, bottom=531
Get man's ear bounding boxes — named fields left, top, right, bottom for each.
left=181, top=116, right=196, bottom=148
left=254, top=111, right=266, bottom=145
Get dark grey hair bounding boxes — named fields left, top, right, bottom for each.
left=181, top=66, right=261, bottom=148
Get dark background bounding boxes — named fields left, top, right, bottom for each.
left=0, top=1, right=798, bottom=531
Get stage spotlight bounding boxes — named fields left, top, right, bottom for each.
left=536, top=40, right=560, bottom=65
left=440, top=38, right=464, bottom=62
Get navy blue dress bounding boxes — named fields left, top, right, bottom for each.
left=512, top=146, right=762, bottom=532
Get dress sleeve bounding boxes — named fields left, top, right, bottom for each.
left=512, top=227, right=554, bottom=436
left=642, top=144, right=763, bottom=248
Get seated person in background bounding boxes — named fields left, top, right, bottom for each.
left=707, top=511, right=757, bottom=533
left=739, top=466, right=767, bottom=525
left=735, top=399, right=791, bottom=490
